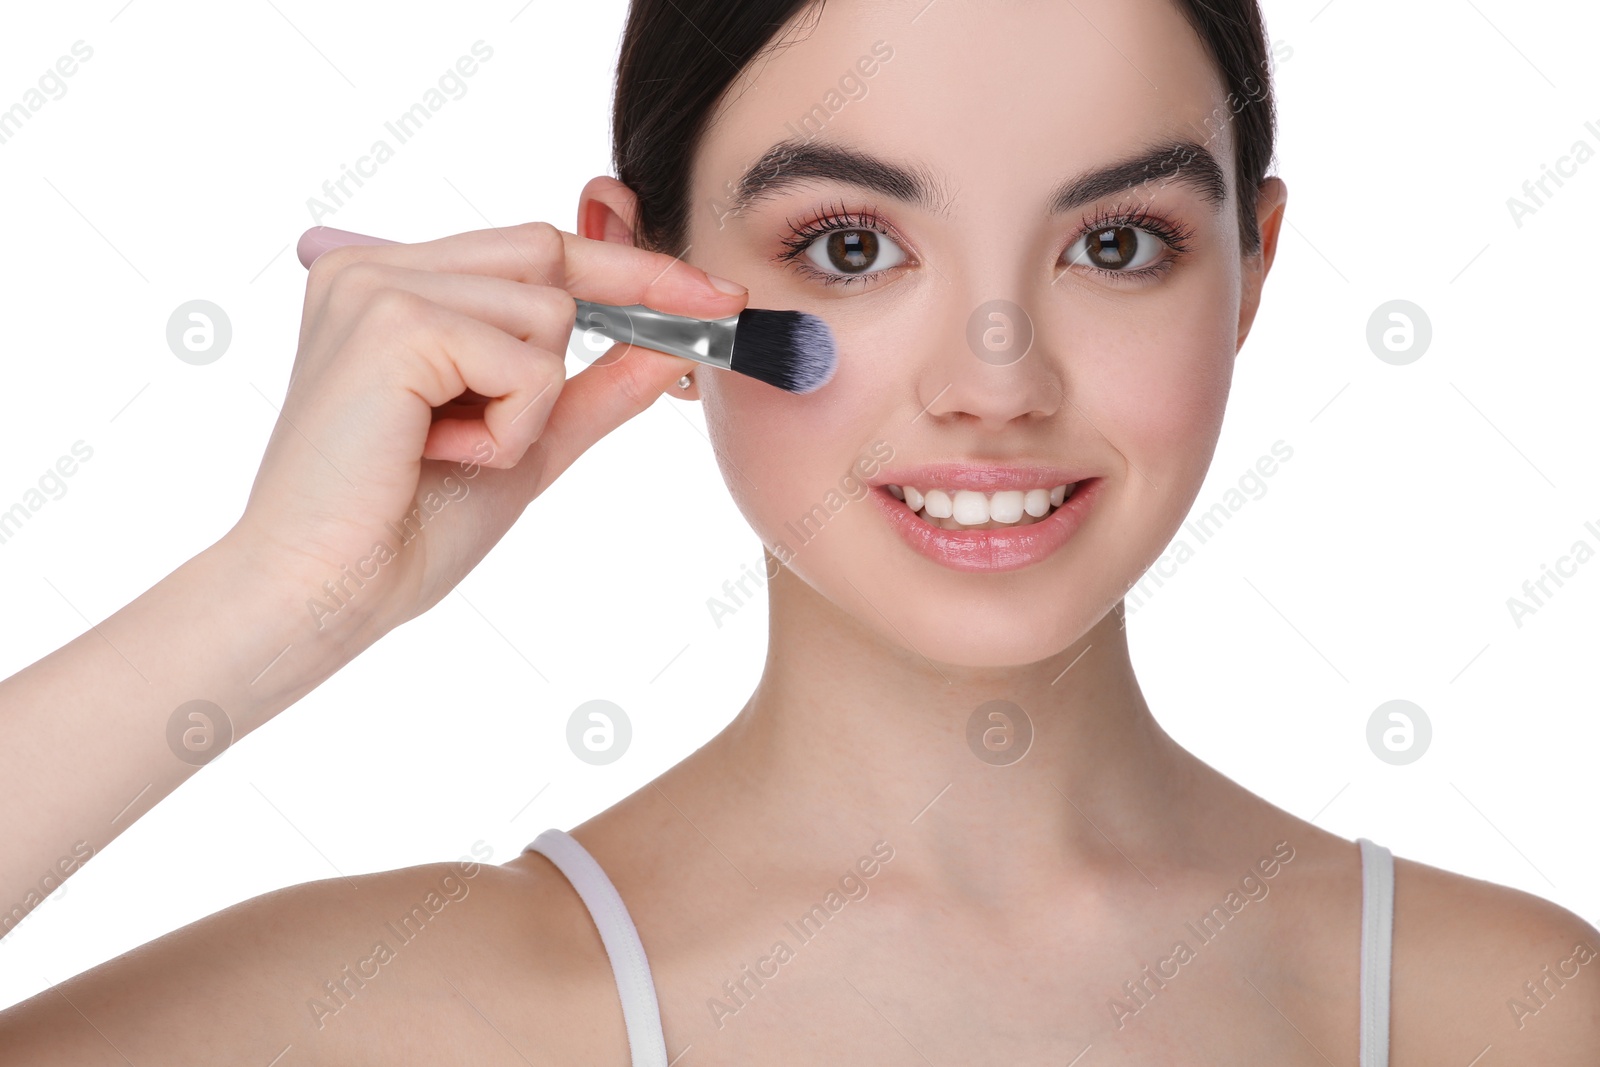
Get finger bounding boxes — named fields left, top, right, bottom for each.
left=532, top=341, right=699, bottom=486
left=551, top=227, right=750, bottom=320
left=319, top=260, right=581, bottom=355
left=347, top=289, right=565, bottom=468
left=298, top=226, right=397, bottom=268
left=301, top=221, right=747, bottom=322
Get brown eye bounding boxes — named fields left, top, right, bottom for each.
left=803, top=227, right=905, bottom=277
left=1088, top=227, right=1135, bottom=267
left=1066, top=223, right=1162, bottom=273
left=828, top=230, right=875, bottom=271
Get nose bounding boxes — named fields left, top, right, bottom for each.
left=913, top=288, right=1067, bottom=429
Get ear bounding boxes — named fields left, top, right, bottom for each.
left=574, top=175, right=702, bottom=401
left=576, top=175, right=644, bottom=244
left=1236, top=176, right=1287, bottom=353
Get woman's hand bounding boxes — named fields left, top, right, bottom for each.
left=227, top=221, right=747, bottom=639
left=0, top=221, right=747, bottom=912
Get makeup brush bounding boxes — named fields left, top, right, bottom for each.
left=296, top=226, right=836, bottom=394
left=570, top=298, right=834, bottom=394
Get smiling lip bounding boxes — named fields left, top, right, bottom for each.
left=869, top=475, right=1103, bottom=573
left=870, top=463, right=1096, bottom=494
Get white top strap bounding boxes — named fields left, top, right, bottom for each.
left=1356, top=837, right=1394, bottom=1067
left=525, top=828, right=669, bottom=1067
left=527, top=827, right=1392, bottom=1067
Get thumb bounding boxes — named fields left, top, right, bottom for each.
left=534, top=343, right=700, bottom=485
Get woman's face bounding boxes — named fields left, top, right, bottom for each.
left=681, top=0, right=1278, bottom=667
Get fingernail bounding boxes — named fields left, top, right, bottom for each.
left=297, top=226, right=397, bottom=268
left=705, top=272, right=748, bottom=296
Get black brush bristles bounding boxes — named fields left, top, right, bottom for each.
left=728, top=308, right=837, bottom=394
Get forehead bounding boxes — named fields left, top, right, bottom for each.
left=694, top=0, right=1233, bottom=213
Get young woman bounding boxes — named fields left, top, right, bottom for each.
left=2, top=0, right=1595, bottom=1062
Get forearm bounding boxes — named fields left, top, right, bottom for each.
left=0, top=535, right=372, bottom=932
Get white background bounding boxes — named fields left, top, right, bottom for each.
left=1, top=0, right=1595, bottom=1009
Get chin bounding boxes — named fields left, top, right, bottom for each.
left=921, top=631, right=1089, bottom=671
left=848, top=571, right=1114, bottom=672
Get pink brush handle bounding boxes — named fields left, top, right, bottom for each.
left=296, top=226, right=398, bottom=268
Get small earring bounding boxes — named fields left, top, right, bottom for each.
left=676, top=372, right=694, bottom=390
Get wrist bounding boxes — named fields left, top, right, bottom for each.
left=190, top=532, right=383, bottom=728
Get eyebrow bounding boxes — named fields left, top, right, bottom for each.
left=726, top=137, right=1228, bottom=219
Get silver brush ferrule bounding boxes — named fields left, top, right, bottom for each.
left=572, top=298, right=740, bottom=372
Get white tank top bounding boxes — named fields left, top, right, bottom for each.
left=524, top=831, right=1396, bottom=1066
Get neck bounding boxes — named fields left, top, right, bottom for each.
left=681, top=557, right=1206, bottom=899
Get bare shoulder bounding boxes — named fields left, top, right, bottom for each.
left=0, top=854, right=632, bottom=1066
left=1390, top=851, right=1600, bottom=1064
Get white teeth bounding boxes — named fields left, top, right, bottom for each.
left=883, top=482, right=1078, bottom=529
left=952, top=490, right=989, bottom=525
left=988, top=490, right=1025, bottom=523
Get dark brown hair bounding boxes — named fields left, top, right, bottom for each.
left=613, top=0, right=1278, bottom=260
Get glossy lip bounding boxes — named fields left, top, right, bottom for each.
left=869, top=476, right=1104, bottom=573
left=870, top=463, right=1096, bottom=494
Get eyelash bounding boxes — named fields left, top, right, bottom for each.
left=774, top=199, right=910, bottom=288
left=774, top=198, right=1197, bottom=288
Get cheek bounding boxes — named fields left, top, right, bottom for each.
left=701, top=352, right=880, bottom=544
left=1070, top=283, right=1238, bottom=493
